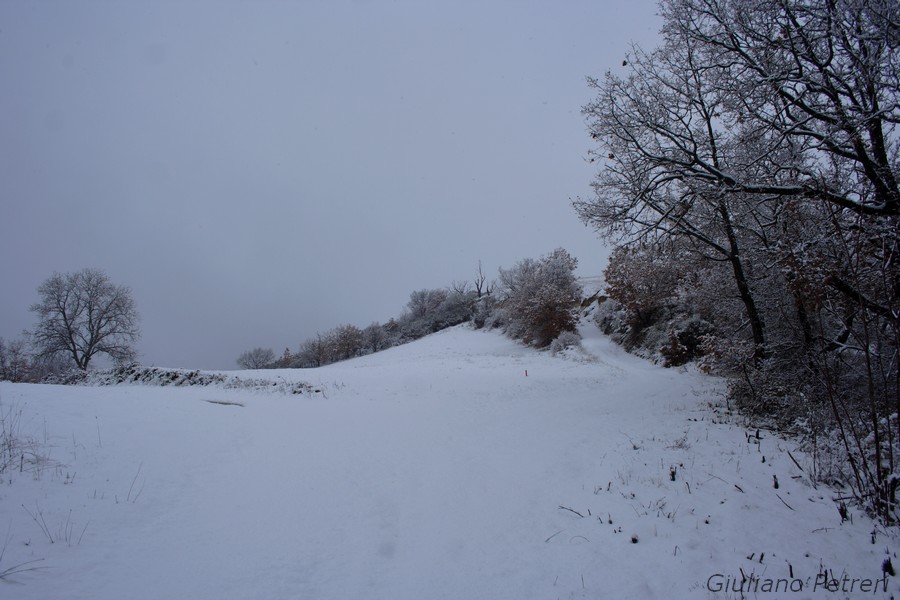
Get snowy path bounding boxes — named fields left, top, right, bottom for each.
left=0, top=324, right=896, bottom=599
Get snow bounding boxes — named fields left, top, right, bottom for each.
left=0, top=321, right=896, bottom=599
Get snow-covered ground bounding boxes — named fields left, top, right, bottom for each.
left=0, top=321, right=896, bottom=599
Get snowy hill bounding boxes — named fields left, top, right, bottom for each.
left=0, top=321, right=896, bottom=599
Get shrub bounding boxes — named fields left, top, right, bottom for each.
left=550, top=330, right=583, bottom=355
left=497, top=248, right=583, bottom=347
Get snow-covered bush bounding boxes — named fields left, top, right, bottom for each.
left=600, top=244, right=712, bottom=363
left=496, top=248, right=583, bottom=348
left=604, top=245, right=681, bottom=329
left=284, top=287, right=478, bottom=369
left=549, top=330, right=582, bottom=355
left=406, top=288, right=449, bottom=321
left=398, top=289, right=477, bottom=339
left=593, top=297, right=626, bottom=338
left=472, top=294, right=498, bottom=330
left=659, top=316, right=714, bottom=367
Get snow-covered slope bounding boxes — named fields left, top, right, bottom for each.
left=0, top=323, right=895, bottom=599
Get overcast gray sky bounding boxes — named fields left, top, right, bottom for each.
left=0, top=0, right=661, bottom=370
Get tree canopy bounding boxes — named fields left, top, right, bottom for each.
left=576, top=0, right=900, bottom=520
left=30, top=269, right=140, bottom=371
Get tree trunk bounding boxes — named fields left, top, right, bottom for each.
left=719, top=200, right=767, bottom=361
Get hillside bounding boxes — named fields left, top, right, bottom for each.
left=0, top=320, right=896, bottom=599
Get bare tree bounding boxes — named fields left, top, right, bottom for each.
left=6, top=339, right=30, bottom=382
left=331, top=324, right=364, bottom=361
left=575, top=18, right=771, bottom=359
left=473, top=260, right=493, bottom=297
left=30, top=269, right=140, bottom=370
left=576, top=0, right=900, bottom=519
left=451, top=280, right=470, bottom=295
left=0, top=337, right=7, bottom=381
left=297, top=332, right=332, bottom=368
left=659, top=0, right=900, bottom=218
left=0, top=337, right=30, bottom=382
left=29, top=352, right=71, bottom=382
left=274, top=347, right=296, bottom=369
left=363, top=322, right=388, bottom=354
left=577, top=0, right=900, bottom=363
left=236, top=347, right=276, bottom=369
left=406, top=289, right=448, bottom=319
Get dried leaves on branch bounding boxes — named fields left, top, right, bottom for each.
left=577, top=0, right=900, bottom=521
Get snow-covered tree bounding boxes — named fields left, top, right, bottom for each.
left=604, top=245, right=682, bottom=329
left=406, top=289, right=448, bottom=320
left=577, top=0, right=900, bottom=519
left=273, top=347, right=296, bottom=369
left=497, top=248, right=583, bottom=347
left=331, top=324, right=364, bottom=361
left=297, top=333, right=332, bottom=368
left=398, top=287, right=477, bottom=340
left=363, top=322, right=389, bottom=354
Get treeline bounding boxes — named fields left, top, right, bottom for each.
left=237, top=249, right=583, bottom=370
left=268, top=287, right=480, bottom=370
left=577, top=0, right=899, bottom=520
left=0, top=336, right=71, bottom=383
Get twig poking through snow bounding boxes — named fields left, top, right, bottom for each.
left=127, top=462, right=143, bottom=503
left=558, top=505, right=585, bottom=518
left=776, top=493, right=795, bottom=511
left=570, top=535, right=590, bottom=544
left=544, top=529, right=564, bottom=543
left=0, top=522, right=47, bottom=580
left=22, top=503, right=54, bottom=543
left=77, top=521, right=90, bottom=546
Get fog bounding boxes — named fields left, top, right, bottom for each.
left=0, top=0, right=661, bottom=369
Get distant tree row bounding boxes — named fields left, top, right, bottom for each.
left=0, top=337, right=71, bottom=383
left=0, top=337, right=34, bottom=383
left=237, top=251, right=583, bottom=370
left=242, top=288, right=482, bottom=370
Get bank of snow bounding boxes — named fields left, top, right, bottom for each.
left=0, top=323, right=895, bottom=599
